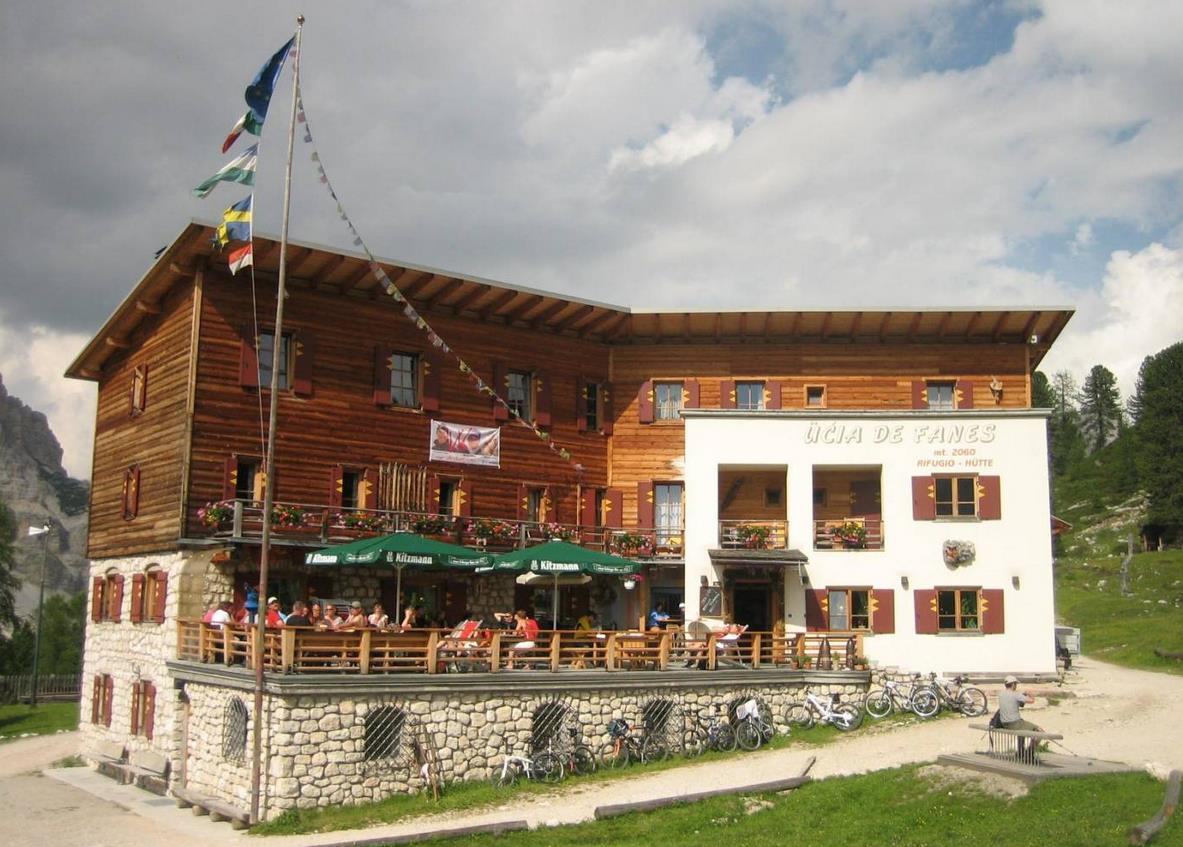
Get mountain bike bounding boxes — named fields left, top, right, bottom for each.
left=923, top=673, right=988, bottom=716
left=599, top=718, right=669, bottom=768
left=549, top=726, right=597, bottom=776
left=733, top=697, right=776, bottom=750
left=786, top=690, right=863, bottom=732
left=684, top=706, right=738, bottom=755
left=489, top=748, right=564, bottom=786
left=863, top=674, right=939, bottom=719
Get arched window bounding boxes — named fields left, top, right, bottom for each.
left=364, top=705, right=406, bottom=761
left=223, top=698, right=248, bottom=761
left=529, top=700, right=574, bottom=755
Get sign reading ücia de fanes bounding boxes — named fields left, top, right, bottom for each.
left=804, top=422, right=997, bottom=445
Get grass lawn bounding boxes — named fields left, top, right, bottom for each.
left=0, top=701, right=79, bottom=741
left=412, top=768, right=1181, bottom=847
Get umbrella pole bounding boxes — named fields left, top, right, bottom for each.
left=553, top=573, right=560, bottom=630
left=395, top=565, right=403, bottom=625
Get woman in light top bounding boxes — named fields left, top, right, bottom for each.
left=368, top=602, right=390, bottom=630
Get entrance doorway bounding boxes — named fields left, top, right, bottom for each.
left=732, top=585, right=771, bottom=632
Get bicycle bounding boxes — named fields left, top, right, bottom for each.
left=599, top=718, right=669, bottom=768
left=550, top=726, right=597, bottom=776
left=787, top=690, right=863, bottom=732
left=489, top=748, right=564, bottom=786
left=684, top=706, right=738, bottom=755
left=863, top=674, right=939, bottom=719
left=923, top=673, right=988, bottom=717
left=733, top=697, right=776, bottom=751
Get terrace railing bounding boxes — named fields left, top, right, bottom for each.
left=717, top=519, right=789, bottom=550
left=812, top=517, right=885, bottom=551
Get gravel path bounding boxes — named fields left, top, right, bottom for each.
left=5, top=658, right=1181, bottom=846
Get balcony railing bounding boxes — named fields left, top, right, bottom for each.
left=177, top=620, right=867, bottom=674
left=812, top=518, right=885, bottom=551
left=194, top=500, right=684, bottom=558
left=717, top=519, right=789, bottom=550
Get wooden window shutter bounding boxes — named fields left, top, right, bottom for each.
left=911, top=476, right=936, bottom=520
left=765, top=381, right=783, bottom=411
left=913, top=589, right=939, bottom=634
left=977, top=476, right=1002, bottom=520
left=456, top=479, right=473, bottom=518
left=91, top=675, right=102, bottom=723
left=602, top=489, right=623, bottom=529
left=292, top=331, right=315, bottom=396
left=91, top=577, right=104, bottom=622
left=575, top=377, right=588, bottom=432
left=372, top=347, right=393, bottom=406
left=516, top=483, right=529, bottom=521
left=911, top=380, right=927, bottom=409
left=719, top=380, right=736, bottom=410
left=152, top=571, right=168, bottom=623
left=870, top=588, right=895, bottom=634
left=638, top=380, right=654, bottom=424
left=541, top=487, right=556, bottom=523
left=360, top=468, right=377, bottom=510
left=239, top=325, right=260, bottom=388
left=429, top=474, right=442, bottom=514
left=221, top=455, right=237, bottom=500
left=103, top=676, right=114, bottom=727
left=492, top=362, right=509, bottom=421
left=637, top=481, right=655, bottom=529
left=684, top=379, right=700, bottom=409
left=143, top=682, right=156, bottom=741
left=955, top=379, right=975, bottom=409
left=130, top=681, right=141, bottom=735
left=601, top=385, right=614, bottom=435
left=129, top=573, right=145, bottom=624
left=110, top=575, right=125, bottom=623
left=580, top=488, right=598, bottom=527
left=980, top=589, right=1005, bottom=634
left=122, top=465, right=141, bottom=520
left=534, top=370, right=552, bottom=426
left=328, top=464, right=344, bottom=509
left=804, top=589, right=828, bottom=630
left=421, top=350, right=442, bottom=412
left=129, top=363, right=148, bottom=415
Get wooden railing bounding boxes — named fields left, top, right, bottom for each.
left=176, top=621, right=866, bottom=675
left=717, top=520, right=789, bottom=550
left=812, top=518, right=885, bottom=551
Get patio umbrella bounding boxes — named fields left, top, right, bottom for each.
left=492, top=541, right=641, bottom=628
left=306, top=533, right=492, bottom=622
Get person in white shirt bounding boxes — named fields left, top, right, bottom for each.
left=210, top=601, right=233, bottom=630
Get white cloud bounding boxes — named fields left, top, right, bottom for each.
left=1071, top=222, right=1094, bottom=254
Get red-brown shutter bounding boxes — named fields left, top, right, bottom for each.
left=129, top=573, right=145, bottom=624
left=152, top=571, right=168, bottom=623
left=602, top=489, right=623, bottom=529
left=638, top=380, right=654, bottom=424
left=576, top=377, right=588, bottom=432
left=637, top=481, right=655, bottom=529
left=91, top=675, right=102, bottom=723
left=102, top=676, right=114, bottom=727
left=912, top=476, right=936, bottom=520
left=143, top=682, right=156, bottom=741
left=130, top=681, right=141, bottom=735
left=360, top=468, right=377, bottom=510
left=122, top=465, right=140, bottom=520
left=91, top=577, right=104, bottom=622
left=978, top=476, right=1001, bottom=520
left=719, top=380, right=736, bottom=410
left=429, top=474, right=442, bottom=514
left=684, top=379, right=700, bottom=409
left=956, top=379, right=975, bottom=409
left=580, top=488, right=598, bottom=527
left=110, top=575, right=124, bottom=623
left=456, top=479, right=473, bottom=518
left=765, top=381, right=783, bottom=410
left=804, top=589, right=828, bottom=630
left=911, top=380, right=927, bottom=409
left=327, top=464, right=344, bottom=509
left=914, top=589, right=938, bottom=634
left=516, top=483, right=529, bottom=521
left=239, top=326, right=260, bottom=388
left=372, top=348, right=392, bottom=406
left=871, top=588, right=895, bottom=634
left=980, top=589, right=1005, bottom=634
left=492, top=362, right=509, bottom=421
left=601, top=384, right=614, bottom=435
left=292, top=331, right=315, bottom=396
left=129, top=364, right=148, bottom=414
left=534, top=370, right=552, bottom=426
left=421, top=349, right=442, bottom=412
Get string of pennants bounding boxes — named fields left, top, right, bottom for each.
left=293, top=86, right=582, bottom=472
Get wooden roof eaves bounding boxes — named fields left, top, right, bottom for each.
left=578, top=309, right=628, bottom=339
left=530, top=299, right=570, bottom=330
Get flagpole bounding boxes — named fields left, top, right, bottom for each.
left=251, top=14, right=303, bottom=826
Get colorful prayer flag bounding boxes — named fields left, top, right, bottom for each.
left=216, top=195, right=253, bottom=246
left=193, top=144, right=258, bottom=198
left=228, top=242, right=253, bottom=275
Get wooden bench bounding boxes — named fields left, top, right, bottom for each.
left=969, top=723, right=1063, bottom=765
left=93, top=744, right=170, bottom=795
left=172, top=784, right=251, bottom=829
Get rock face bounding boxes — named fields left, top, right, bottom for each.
left=0, top=373, right=90, bottom=615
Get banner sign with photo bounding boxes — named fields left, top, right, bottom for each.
left=429, top=419, right=501, bottom=467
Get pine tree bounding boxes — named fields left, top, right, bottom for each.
left=1049, top=371, right=1086, bottom=474
left=1132, top=342, right=1183, bottom=528
left=1077, top=365, right=1123, bottom=454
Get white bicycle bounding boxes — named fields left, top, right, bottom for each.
left=787, top=690, right=863, bottom=732
left=489, top=748, right=564, bottom=786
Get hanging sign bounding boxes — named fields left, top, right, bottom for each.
left=429, top=419, right=500, bottom=467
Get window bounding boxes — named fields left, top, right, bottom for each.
left=828, top=589, right=871, bottom=630
left=438, top=480, right=458, bottom=517
left=926, top=381, right=955, bottom=411
left=525, top=488, right=544, bottom=523
left=507, top=370, right=531, bottom=419
left=129, top=364, right=148, bottom=416
left=223, top=698, right=249, bottom=761
left=364, top=705, right=407, bottom=761
left=91, top=674, right=114, bottom=727
left=935, top=476, right=978, bottom=517
left=937, top=589, right=980, bottom=631
left=764, top=488, right=782, bottom=507
left=583, top=380, right=602, bottom=431
left=736, top=381, right=765, bottom=411
left=121, top=465, right=141, bottom=520
left=341, top=470, right=362, bottom=510
left=654, top=483, right=683, bottom=547
left=235, top=458, right=262, bottom=502
left=654, top=382, right=683, bottom=420
left=132, top=566, right=167, bottom=625
left=805, top=385, right=826, bottom=407
left=813, top=487, right=827, bottom=507
left=92, top=570, right=124, bottom=623
left=257, top=331, right=292, bottom=390
left=130, top=680, right=156, bottom=740
left=389, top=352, right=418, bottom=407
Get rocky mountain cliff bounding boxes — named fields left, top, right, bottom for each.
left=0, top=374, right=90, bottom=617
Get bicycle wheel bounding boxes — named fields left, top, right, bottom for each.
left=571, top=745, right=597, bottom=775
left=713, top=723, right=738, bottom=752
left=684, top=729, right=708, bottom=758
left=832, top=704, right=862, bottom=732
left=735, top=719, right=763, bottom=750
left=490, top=758, right=522, bottom=787
left=599, top=739, right=630, bottom=769
left=786, top=702, right=815, bottom=729
left=910, top=688, right=939, bottom=719
left=534, top=751, right=564, bottom=782
left=957, top=687, right=988, bottom=717
left=864, top=688, right=893, bottom=719
left=640, top=737, right=670, bottom=763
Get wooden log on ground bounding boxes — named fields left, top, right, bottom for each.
left=594, top=774, right=811, bottom=819
left=1153, top=648, right=1183, bottom=661
left=1129, top=769, right=1181, bottom=845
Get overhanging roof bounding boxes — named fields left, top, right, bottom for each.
left=66, top=221, right=1074, bottom=380
left=708, top=548, right=810, bottom=566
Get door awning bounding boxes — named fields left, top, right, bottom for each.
left=707, top=548, right=809, bottom=566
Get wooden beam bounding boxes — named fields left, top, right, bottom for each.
left=819, top=311, right=833, bottom=340
left=1020, top=311, right=1043, bottom=343
left=530, top=299, right=569, bottom=330
left=877, top=311, right=893, bottom=342
left=579, top=309, right=626, bottom=338
left=480, top=289, right=520, bottom=321
left=423, top=278, right=465, bottom=311
left=990, top=310, right=1011, bottom=342
left=963, top=311, right=983, bottom=339
left=906, top=312, right=923, bottom=343
left=848, top=311, right=863, bottom=340
left=399, top=272, right=436, bottom=301
left=104, top=335, right=130, bottom=350
left=168, top=262, right=198, bottom=277
left=936, top=311, right=952, bottom=338
left=788, top=313, right=801, bottom=341
left=307, top=251, right=349, bottom=282
left=683, top=313, right=692, bottom=340
left=503, top=294, right=545, bottom=323
left=134, top=300, right=161, bottom=315
left=714, top=313, right=722, bottom=340
left=451, top=282, right=493, bottom=313
left=338, top=263, right=373, bottom=294
left=552, top=304, right=595, bottom=333
left=598, top=312, right=631, bottom=340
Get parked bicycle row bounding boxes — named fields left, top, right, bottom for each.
left=862, top=673, right=988, bottom=720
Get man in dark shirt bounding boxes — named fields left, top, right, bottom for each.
left=284, top=600, right=311, bottom=627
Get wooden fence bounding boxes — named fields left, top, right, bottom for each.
left=0, top=673, right=82, bottom=703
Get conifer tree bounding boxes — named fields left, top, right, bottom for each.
left=1132, top=342, right=1183, bottom=528
left=1076, top=365, right=1123, bottom=453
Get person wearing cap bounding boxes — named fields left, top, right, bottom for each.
left=998, top=675, right=1040, bottom=754
left=343, top=601, right=367, bottom=629
left=264, top=596, right=285, bottom=627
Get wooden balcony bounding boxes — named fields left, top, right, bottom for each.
left=177, top=620, right=866, bottom=675
left=812, top=517, right=885, bottom=551
left=717, top=519, right=789, bottom=550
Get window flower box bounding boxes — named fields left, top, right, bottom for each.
left=542, top=522, right=578, bottom=542
left=610, top=532, right=654, bottom=558
left=198, top=500, right=233, bottom=528
left=734, top=523, right=772, bottom=550
left=412, top=515, right=453, bottom=536
left=336, top=511, right=386, bottom=533
left=270, top=504, right=306, bottom=528
left=830, top=521, right=867, bottom=549
left=468, top=518, right=518, bottom=545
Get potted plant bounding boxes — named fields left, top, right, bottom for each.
left=542, top=522, right=578, bottom=542
left=830, top=521, right=867, bottom=549
left=468, top=518, right=517, bottom=545
left=198, top=500, right=233, bottom=528
left=735, top=523, right=772, bottom=549
left=610, top=532, right=654, bottom=557
left=270, top=504, right=306, bottom=528
left=337, top=511, right=386, bottom=532
left=412, top=515, right=453, bottom=536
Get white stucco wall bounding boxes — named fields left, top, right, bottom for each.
left=683, top=410, right=1056, bottom=674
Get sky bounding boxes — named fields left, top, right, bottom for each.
left=1, top=1, right=1180, bottom=479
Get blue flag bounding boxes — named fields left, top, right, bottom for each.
left=216, top=195, right=253, bottom=247
left=244, top=36, right=295, bottom=125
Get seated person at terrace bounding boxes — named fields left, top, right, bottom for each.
left=368, top=602, right=390, bottom=629
left=321, top=603, right=343, bottom=630
left=648, top=603, right=670, bottom=630
left=506, top=609, right=540, bottom=669
left=400, top=605, right=421, bottom=630
left=264, top=596, right=285, bottom=627
left=308, top=601, right=323, bottom=628
left=284, top=600, right=311, bottom=627
left=576, top=610, right=599, bottom=631
left=343, top=601, right=367, bottom=628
